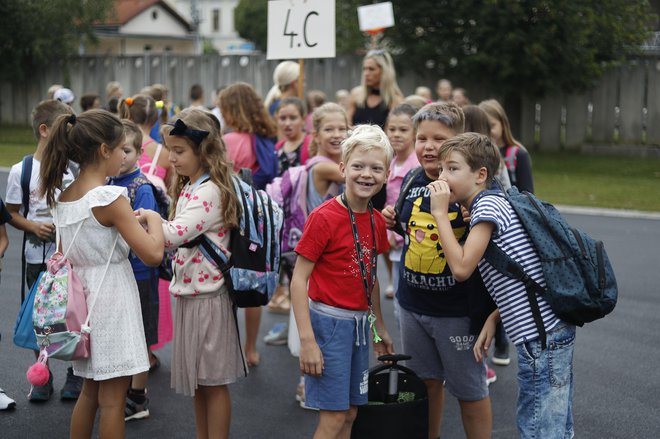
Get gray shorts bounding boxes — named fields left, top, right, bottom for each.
left=399, top=307, right=488, bottom=401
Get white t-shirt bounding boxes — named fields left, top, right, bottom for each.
left=6, top=157, right=75, bottom=264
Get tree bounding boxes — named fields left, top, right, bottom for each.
left=387, top=0, right=655, bottom=98
left=0, top=0, right=113, bottom=82
left=234, top=0, right=269, bottom=51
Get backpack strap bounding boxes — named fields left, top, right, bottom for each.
left=82, top=233, right=119, bottom=332
left=503, top=145, right=519, bottom=184
left=392, top=167, right=424, bottom=237
left=483, top=242, right=547, bottom=349
left=20, top=155, right=34, bottom=301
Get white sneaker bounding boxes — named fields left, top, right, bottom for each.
left=0, top=388, right=16, bottom=410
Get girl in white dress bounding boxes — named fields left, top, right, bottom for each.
left=39, top=110, right=164, bottom=439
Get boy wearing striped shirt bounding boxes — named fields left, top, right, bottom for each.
left=427, top=132, right=576, bottom=439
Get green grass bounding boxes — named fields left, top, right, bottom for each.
left=0, top=125, right=37, bottom=166
left=533, top=152, right=660, bottom=212
left=1, top=124, right=659, bottom=211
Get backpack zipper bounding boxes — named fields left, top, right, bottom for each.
left=571, top=228, right=587, bottom=257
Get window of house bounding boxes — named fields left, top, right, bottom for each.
left=212, top=9, right=220, bottom=32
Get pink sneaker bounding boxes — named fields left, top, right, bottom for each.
left=486, top=366, right=497, bottom=386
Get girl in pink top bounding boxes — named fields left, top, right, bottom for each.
left=384, top=104, right=420, bottom=299
left=219, top=82, right=278, bottom=367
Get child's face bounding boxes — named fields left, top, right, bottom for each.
left=314, top=113, right=348, bottom=160
left=386, top=114, right=415, bottom=157
left=166, top=134, right=204, bottom=181
left=107, top=139, right=127, bottom=177
left=340, top=148, right=389, bottom=204
left=487, top=115, right=503, bottom=146
left=415, top=120, right=456, bottom=179
left=118, top=135, right=140, bottom=176
left=438, top=151, right=484, bottom=205
left=276, top=104, right=304, bottom=141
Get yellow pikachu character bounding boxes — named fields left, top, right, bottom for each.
left=404, top=197, right=465, bottom=274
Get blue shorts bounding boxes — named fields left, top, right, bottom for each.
left=304, top=301, right=370, bottom=411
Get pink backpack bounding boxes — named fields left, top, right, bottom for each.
left=267, top=156, right=334, bottom=253
left=32, top=219, right=117, bottom=361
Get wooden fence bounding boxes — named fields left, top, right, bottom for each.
left=1, top=53, right=659, bottom=156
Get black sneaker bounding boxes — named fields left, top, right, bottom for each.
left=60, top=367, right=82, bottom=400
left=28, top=370, right=53, bottom=402
left=125, top=394, right=150, bottom=421
left=492, top=343, right=511, bottom=366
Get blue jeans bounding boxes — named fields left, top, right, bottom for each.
left=516, top=324, right=576, bottom=439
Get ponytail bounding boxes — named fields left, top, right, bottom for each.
left=40, top=114, right=76, bottom=206
left=40, top=110, right=124, bottom=206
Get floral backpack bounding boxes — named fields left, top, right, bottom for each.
left=32, top=218, right=117, bottom=361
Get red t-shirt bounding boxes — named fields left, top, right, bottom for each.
left=295, top=198, right=390, bottom=310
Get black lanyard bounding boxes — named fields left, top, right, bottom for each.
left=341, top=193, right=377, bottom=308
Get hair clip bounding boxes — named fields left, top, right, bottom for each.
left=168, top=119, right=209, bottom=145
left=68, top=114, right=77, bottom=125
left=155, top=100, right=164, bottom=109
left=125, top=97, right=134, bottom=106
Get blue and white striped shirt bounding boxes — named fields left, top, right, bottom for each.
left=470, top=193, right=559, bottom=345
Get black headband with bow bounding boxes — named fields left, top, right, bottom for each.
left=168, top=119, right=209, bottom=145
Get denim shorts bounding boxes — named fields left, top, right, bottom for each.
left=516, top=324, right=576, bottom=439
left=304, top=301, right=370, bottom=411
left=399, top=308, right=488, bottom=401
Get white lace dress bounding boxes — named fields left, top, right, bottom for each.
left=56, top=186, right=149, bottom=380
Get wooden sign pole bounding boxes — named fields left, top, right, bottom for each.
left=298, top=58, right=305, bottom=99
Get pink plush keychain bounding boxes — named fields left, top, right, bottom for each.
left=27, top=351, right=50, bottom=386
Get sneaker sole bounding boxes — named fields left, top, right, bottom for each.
left=125, top=409, right=150, bottom=421
left=492, top=357, right=511, bottom=366
left=264, top=338, right=288, bottom=346
left=486, top=376, right=497, bottom=385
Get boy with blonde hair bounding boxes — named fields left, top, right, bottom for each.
left=291, top=124, right=395, bottom=438
left=427, top=132, right=576, bottom=439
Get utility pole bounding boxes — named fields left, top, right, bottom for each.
left=191, top=0, right=201, bottom=54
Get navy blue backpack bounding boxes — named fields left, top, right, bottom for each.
left=483, top=187, right=618, bottom=348
left=251, top=135, right=278, bottom=190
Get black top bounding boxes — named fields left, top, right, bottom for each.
left=352, top=99, right=389, bottom=129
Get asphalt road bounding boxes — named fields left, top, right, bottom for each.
left=0, top=168, right=658, bottom=438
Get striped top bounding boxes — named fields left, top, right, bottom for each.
left=470, top=193, right=559, bottom=345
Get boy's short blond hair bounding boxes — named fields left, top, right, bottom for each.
left=341, top=124, right=393, bottom=167
left=439, top=133, right=501, bottom=187
left=121, top=119, right=143, bottom=153
left=412, top=101, right=465, bottom=133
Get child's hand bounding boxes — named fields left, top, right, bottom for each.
left=373, top=329, right=395, bottom=358
left=461, top=206, right=471, bottom=224
left=427, top=180, right=451, bottom=218
left=134, top=209, right=157, bottom=227
left=299, top=339, right=324, bottom=377
left=32, top=222, right=55, bottom=240
left=381, top=205, right=397, bottom=229
left=473, top=317, right=497, bottom=363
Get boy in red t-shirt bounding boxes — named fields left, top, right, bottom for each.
left=291, top=124, right=395, bottom=437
